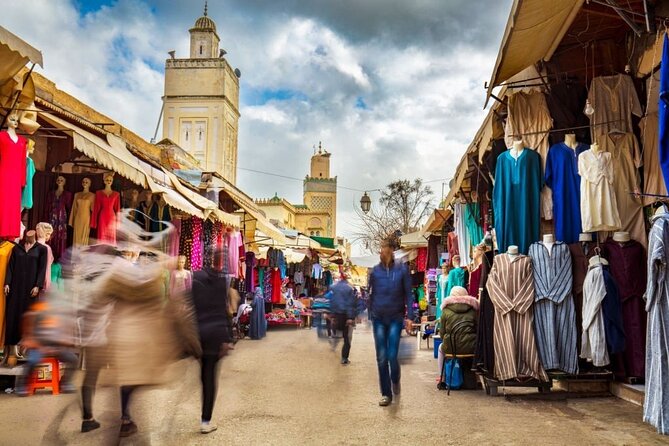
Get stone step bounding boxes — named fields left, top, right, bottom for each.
left=610, top=382, right=645, bottom=407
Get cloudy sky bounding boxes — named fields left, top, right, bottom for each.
left=2, top=0, right=512, bottom=249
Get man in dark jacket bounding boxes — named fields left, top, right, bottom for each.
left=329, top=273, right=358, bottom=365
left=190, top=249, right=234, bottom=434
left=368, top=241, right=414, bottom=406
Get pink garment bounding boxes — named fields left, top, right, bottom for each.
left=170, top=269, right=192, bottom=297
left=227, top=230, right=242, bottom=277
left=38, top=240, right=54, bottom=291
left=0, top=132, right=27, bottom=239
left=91, top=190, right=120, bottom=244
left=168, top=218, right=181, bottom=257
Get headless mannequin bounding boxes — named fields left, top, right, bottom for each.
left=579, top=232, right=594, bottom=256
left=613, top=231, right=631, bottom=244
left=543, top=234, right=555, bottom=254
left=507, top=245, right=519, bottom=258
left=565, top=133, right=578, bottom=150
left=511, top=140, right=524, bottom=160
left=591, top=142, right=600, bottom=153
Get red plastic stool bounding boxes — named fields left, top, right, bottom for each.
left=27, top=358, right=60, bottom=395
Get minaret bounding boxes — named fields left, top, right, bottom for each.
left=303, top=142, right=337, bottom=237
left=162, top=2, right=241, bottom=184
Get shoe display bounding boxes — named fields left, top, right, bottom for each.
left=378, top=396, right=392, bottom=406
left=119, top=420, right=138, bottom=437
left=201, top=422, right=218, bottom=434
left=81, top=419, right=101, bottom=433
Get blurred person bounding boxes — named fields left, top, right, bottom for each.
left=368, top=240, right=414, bottom=407
left=190, top=248, right=235, bottom=434
left=329, top=273, right=358, bottom=365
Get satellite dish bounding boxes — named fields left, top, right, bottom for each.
left=234, top=68, right=242, bottom=78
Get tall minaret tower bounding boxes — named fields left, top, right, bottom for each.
left=303, top=143, right=337, bottom=237
left=162, top=1, right=241, bottom=184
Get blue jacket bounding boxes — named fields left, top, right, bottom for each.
left=329, top=280, right=358, bottom=319
left=368, top=260, right=414, bottom=320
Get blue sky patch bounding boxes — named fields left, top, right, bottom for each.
left=242, top=87, right=308, bottom=106
left=355, top=96, right=368, bottom=110
left=75, top=0, right=118, bottom=16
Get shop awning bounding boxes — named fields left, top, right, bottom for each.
left=0, top=26, right=43, bottom=86
left=399, top=230, right=429, bottom=248
left=162, top=167, right=240, bottom=227
left=39, top=111, right=149, bottom=188
left=420, top=209, right=452, bottom=237
left=144, top=175, right=205, bottom=220
left=310, top=236, right=335, bottom=249
left=281, top=230, right=322, bottom=249
left=486, top=0, right=583, bottom=104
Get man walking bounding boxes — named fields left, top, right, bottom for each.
left=368, top=241, right=414, bottom=406
left=329, top=273, right=357, bottom=365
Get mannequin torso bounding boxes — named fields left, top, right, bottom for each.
left=507, top=245, right=520, bottom=258
left=511, top=140, right=524, bottom=160
left=613, top=231, right=631, bottom=244
left=0, top=115, right=28, bottom=240
left=565, top=133, right=578, bottom=150
left=70, top=179, right=95, bottom=246
left=543, top=234, right=555, bottom=254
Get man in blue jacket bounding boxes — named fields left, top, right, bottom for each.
left=329, top=273, right=358, bottom=365
left=368, top=241, right=414, bottom=406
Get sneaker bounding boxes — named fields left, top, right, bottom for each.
left=378, top=396, right=392, bottom=406
left=340, top=358, right=350, bottom=365
left=119, top=420, right=138, bottom=437
left=81, top=419, right=101, bottom=433
left=392, top=381, right=401, bottom=395
left=200, top=422, right=218, bottom=434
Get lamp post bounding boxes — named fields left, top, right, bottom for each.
left=360, top=192, right=371, bottom=214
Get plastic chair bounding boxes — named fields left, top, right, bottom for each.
left=27, top=358, right=60, bottom=395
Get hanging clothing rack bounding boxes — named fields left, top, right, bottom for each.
left=509, top=119, right=625, bottom=138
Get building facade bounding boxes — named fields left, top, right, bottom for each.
left=162, top=5, right=240, bottom=184
left=255, top=144, right=337, bottom=238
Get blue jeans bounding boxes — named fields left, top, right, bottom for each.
left=372, top=317, right=404, bottom=398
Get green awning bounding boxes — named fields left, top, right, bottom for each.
left=310, top=236, right=335, bottom=249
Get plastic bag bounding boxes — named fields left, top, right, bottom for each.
left=444, top=358, right=463, bottom=390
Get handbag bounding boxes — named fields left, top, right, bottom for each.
left=444, top=358, right=463, bottom=390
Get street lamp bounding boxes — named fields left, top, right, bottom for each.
left=360, top=192, right=371, bottom=214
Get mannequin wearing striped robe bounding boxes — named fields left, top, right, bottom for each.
left=529, top=240, right=578, bottom=375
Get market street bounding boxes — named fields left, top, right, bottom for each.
left=0, top=322, right=664, bottom=446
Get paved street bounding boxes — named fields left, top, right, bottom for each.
left=1, top=322, right=667, bottom=446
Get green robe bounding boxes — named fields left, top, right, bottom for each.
left=464, top=203, right=484, bottom=246
left=21, top=156, right=35, bottom=210
left=446, top=267, right=467, bottom=297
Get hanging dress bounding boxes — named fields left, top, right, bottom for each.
left=69, top=191, right=95, bottom=246
left=91, top=190, right=120, bottom=245
left=0, top=132, right=27, bottom=239
left=0, top=241, right=15, bottom=345
left=578, top=150, right=622, bottom=233
left=21, top=155, right=35, bottom=210
left=46, top=190, right=72, bottom=261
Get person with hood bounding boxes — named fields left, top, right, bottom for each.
left=438, top=286, right=479, bottom=379
left=368, top=241, right=414, bottom=407
left=329, top=273, right=358, bottom=365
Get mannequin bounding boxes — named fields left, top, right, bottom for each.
left=21, top=139, right=36, bottom=211
left=436, top=262, right=449, bottom=319
left=445, top=254, right=468, bottom=300
left=579, top=233, right=593, bottom=242
left=126, top=189, right=140, bottom=221
left=134, top=191, right=152, bottom=231
left=4, top=230, right=47, bottom=366
left=0, top=237, right=14, bottom=349
left=613, top=231, right=631, bottom=243
left=170, top=255, right=192, bottom=297
left=149, top=194, right=172, bottom=233
left=91, top=173, right=120, bottom=244
left=565, top=133, right=578, bottom=149
left=69, top=177, right=95, bottom=246
left=591, top=142, right=600, bottom=153
left=35, top=222, right=54, bottom=291
left=507, top=245, right=519, bottom=258
left=468, top=244, right=485, bottom=298
left=0, top=112, right=27, bottom=240
left=511, top=140, right=525, bottom=159
left=46, top=176, right=72, bottom=261
left=543, top=234, right=555, bottom=253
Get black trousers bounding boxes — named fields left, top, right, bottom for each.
left=81, top=347, right=136, bottom=421
left=201, top=354, right=220, bottom=422
left=333, top=314, right=353, bottom=360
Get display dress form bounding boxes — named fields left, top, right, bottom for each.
left=644, top=207, right=669, bottom=434
left=134, top=193, right=152, bottom=231
left=91, top=174, right=120, bottom=245
left=4, top=231, right=47, bottom=346
left=170, top=255, right=192, bottom=298
left=493, top=141, right=542, bottom=254
left=435, top=264, right=449, bottom=319
left=0, top=241, right=15, bottom=346
left=578, top=143, right=622, bottom=233
left=486, top=248, right=549, bottom=381
left=568, top=233, right=597, bottom=353
left=528, top=237, right=579, bottom=374
left=602, top=233, right=647, bottom=378
left=468, top=245, right=484, bottom=298
left=21, top=139, right=36, bottom=211
left=46, top=176, right=72, bottom=261
left=445, top=256, right=468, bottom=298
left=545, top=134, right=590, bottom=243
left=149, top=196, right=172, bottom=232
left=69, top=178, right=95, bottom=246
left=35, top=223, right=54, bottom=291
left=0, top=114, right=27, bottom=239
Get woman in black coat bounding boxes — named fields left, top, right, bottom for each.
left=190, top=249, right=234, bottom=434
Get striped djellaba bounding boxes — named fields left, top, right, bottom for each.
left=528, top=242, right=579, bottom=375
left=486, top=254, right=549, bottom=382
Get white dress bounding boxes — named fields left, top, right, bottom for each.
left=578, top=150, right=622, bottom=232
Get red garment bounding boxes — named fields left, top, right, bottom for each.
left=447, top=232, right=459, bottom=261
left=416, top=247, right=427, bottom=272
left=0, top=132, right=27, bottom=239
left=270, top=268, right=283, bottom=304
left=91, top=190, right=120, bottom=244
left=468, top=263, right=483, bottom=298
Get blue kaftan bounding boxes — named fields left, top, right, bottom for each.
left=660, top=34, right=669, bottom=192
left=545, top=142, right=589, bottom=243
left=493, top=149, right=542, bottom=254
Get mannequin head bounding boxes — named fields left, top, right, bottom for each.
left=131, top=189, right=139, bottom=201
left=103, top=173, right=114, bottom=188
left=27, top=139, right=36, bottom=155
left=56, top=175, right=66, bottom=189
left=451, top=255, right=461, bottom=268
left=24, top=230, right=36, bottom=245
left=35, top=222, right=54, bottom=242
left=177, top=255, right=187, bottom=271
left=473, top=244, right=484, bottom=262
left=6, top=112, right=19, bottom=130
left=82, top=177, right=91, bottom=191
left=441, top=262, right=449, bottom=274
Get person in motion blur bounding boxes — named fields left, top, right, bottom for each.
left=368, top=240, right=414, bottom=406
left=189, top=248, right=235, bottom=434
left=328, top=272, right=358, bottom=365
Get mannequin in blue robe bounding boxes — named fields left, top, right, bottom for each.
left=493, top=148, right=542, bottom=254
left=545, top=141, right=589, bottom=243
left=660, top=34, right=669, bottom=190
